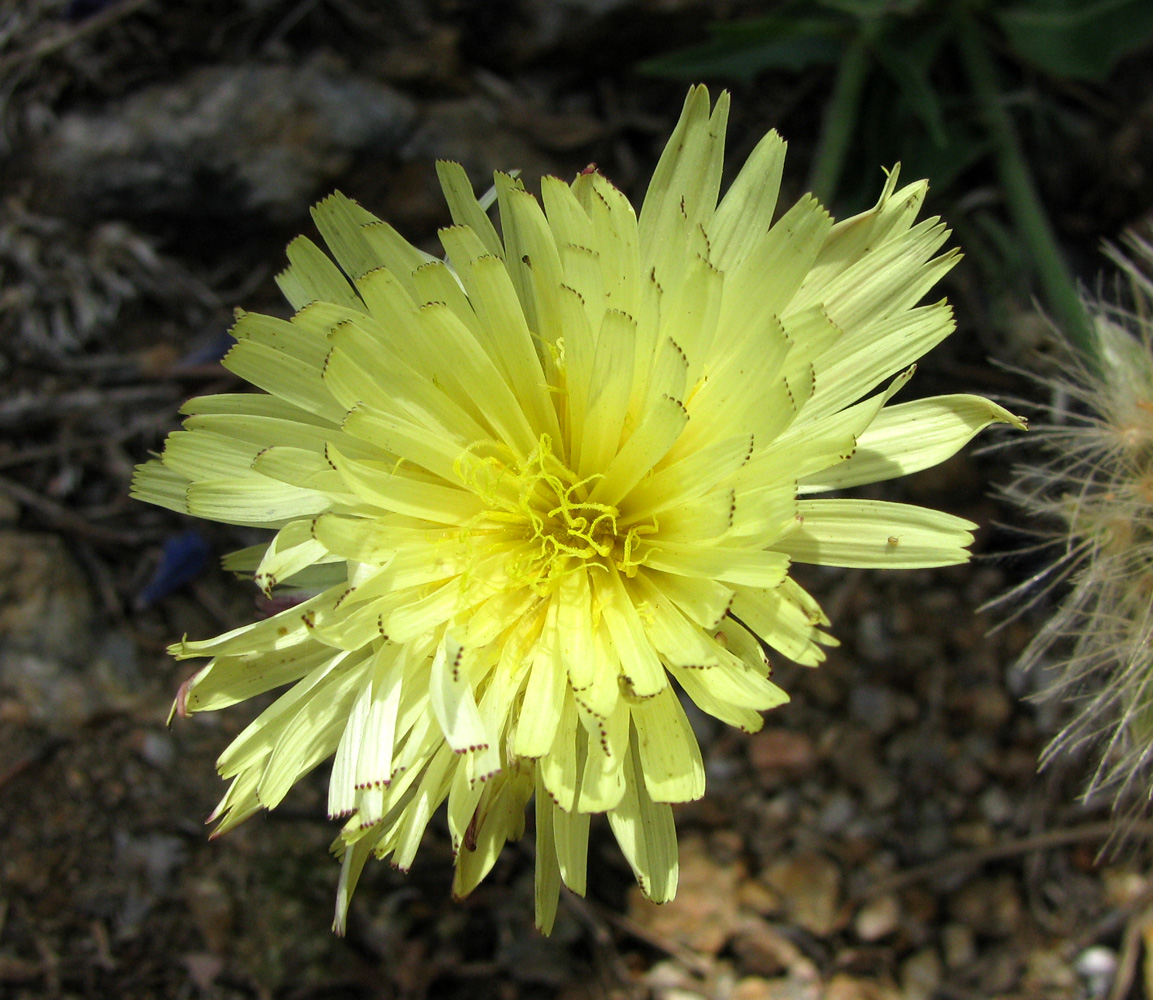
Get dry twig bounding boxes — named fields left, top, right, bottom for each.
left=0, top=0, right=152, bottom=77
left=856, top=820, right=1153, bottom=901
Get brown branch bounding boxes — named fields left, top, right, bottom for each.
left=855, top=820, right=1153, bottom=901
left=0, top=473, right=145, bottom=545
left=0, top=0, right=153, bottom=77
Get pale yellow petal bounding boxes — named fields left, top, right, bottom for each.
left=606, top=732, right=678, bottom=903
left=540, top=685, right=581, bottom=811
left=777, top=498, right=976, bottom=568
left=588, top=393, right=688, bottom=507
left=639, top=84, right=728, bottom=288
left=708, top=127, right=786, bottom=271
left=714, top=195, right=832, bottom=359
left=575, top=308, right=636, bottom=480
left=534, top=773, right=563, bottom=933
left=183, top=641, right=333, bottom=714
left=622, top=432, right=753, bottom=523
left=222, top=338, right=345, bottom=424
left=632, top=684, right=705, bottom=803
left=553, top=799, right=590, bottom=896
left=326, top=449, right=484, bottom=524
left=730, top=581, right=836, bottom=666
left=576, top=697, right=629, bottom=812
left=800, top=394, right=1026, bottom=493
left=435, top=160, right=504, bottom=258
left=596, top=566, right=666, bottom=698
left=512, top=599, right=566, bottom=757
left=641, top=540, right=790, bottom=589
left=631, top=571, right=723, bottom=668
left=456, top=252, right=562, bottom=445
left=328, top=678, right=374, bottom=818
left=276, top=234, right=361, bottom=312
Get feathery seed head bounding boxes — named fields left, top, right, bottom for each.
left=133, top=85, right=1021, bottom=933
left=1000, top=241, right=1153, bottom=816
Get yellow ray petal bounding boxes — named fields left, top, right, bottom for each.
left=631, top=683, right=705, bottom=803
left=778, top=498, right=976, bottom=569
left=800, top=394, right=1026, bottom=493
left=606, top=731, right=678, bottom=903
left=512, top=598, right=566, bottom=757
left=596, top=565, right=666, bottom=699
left=276, top=234, right=362, bottom=311
left=708, top=127, right=786, bottom=271
left=730, top=581, right=835, bottom=666
left=435, top=160, right=504, bottom=258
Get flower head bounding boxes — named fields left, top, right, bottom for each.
left=134, top=85, right=1021, bottom=932
left=998, top=240, right=1153, bottom=816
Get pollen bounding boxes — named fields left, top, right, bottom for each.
left=468, top=434, right=656, bottom=591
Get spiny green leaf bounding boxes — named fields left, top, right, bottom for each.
left=639, top=15, right=846, bottom=83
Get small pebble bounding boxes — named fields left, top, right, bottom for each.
left=1075, top=946, right=1117, bottom=998
left=818, top=790, right=856, bottom=834
left=731, top=918, right=809, bottom=978
left=748, top=727, right=817, bottom=780
left=765, top=852, right=844, bottom=937
left=863, top=773, right=900, bottom=811
left=950, top=875, right=1022, bottom=937
left=968, top=687, right=1013, bottom=730
left=979, top=785, right=1015, bottom=825
left=737, top=880, right=783, bottom=918
left=850, top=684, right=902, bottom=734
left=900, top=947, right=942, bottom=1000
left=942, top=922, right=976, bottom=969
left=855, top=611, right=893, bottom=663
left=854, top=893, right=900, bottom=942
left=138, top=730, right=174, bottom=769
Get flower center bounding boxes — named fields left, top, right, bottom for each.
left=459, top=435, right=652, bottom=590
left=512, top=439, right=619, bottom=588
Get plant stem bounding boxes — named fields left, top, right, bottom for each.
left=956, top=10, right=1097, bottom=363
left=808, top=29, right=871, bottom=205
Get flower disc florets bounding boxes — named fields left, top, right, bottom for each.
left=134, top=85, right=1022, bottom=933
left=462, top=434, right=647, bottom=592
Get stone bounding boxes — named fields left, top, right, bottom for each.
left=737, top=878, right=784, bottom=917
left=749, top=727, right=817, bottom=786
left=628, top=834, right=743, bottom=954
left=765, top=852, right=844, bottom=937
left=730, top=918, right=816, bottom=979
left=942, top=922, right=976, bottom=969
left=949, top=875, right=1022, bottom=937
left=854, top=893, right=900, bottom=942
left=1074, top=946, right=1117, bottom=997
left=0, top=531, right=93, bottom=657
left=39, top=57, right=416, bottom=223
left=900, top=947, right=942, bottom=1000
left=824, top=974, right=903, bottom=1000
left=0, top=531, right=101, bottom=725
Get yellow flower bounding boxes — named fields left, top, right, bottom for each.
left=134, top=85, right=1021, bottom=933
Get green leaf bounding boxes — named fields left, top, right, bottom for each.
left=836, top=72, right=985, bottom=210
left=639, top=15, right=846, bottom=83
left=995, top=0, right=1153, bottom=80
left=870, top=19, right=952, bottom=148
left=818, top=0, right=927, bottom=17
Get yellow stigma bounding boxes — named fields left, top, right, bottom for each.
left=461, top=435, right=654, bottom=591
